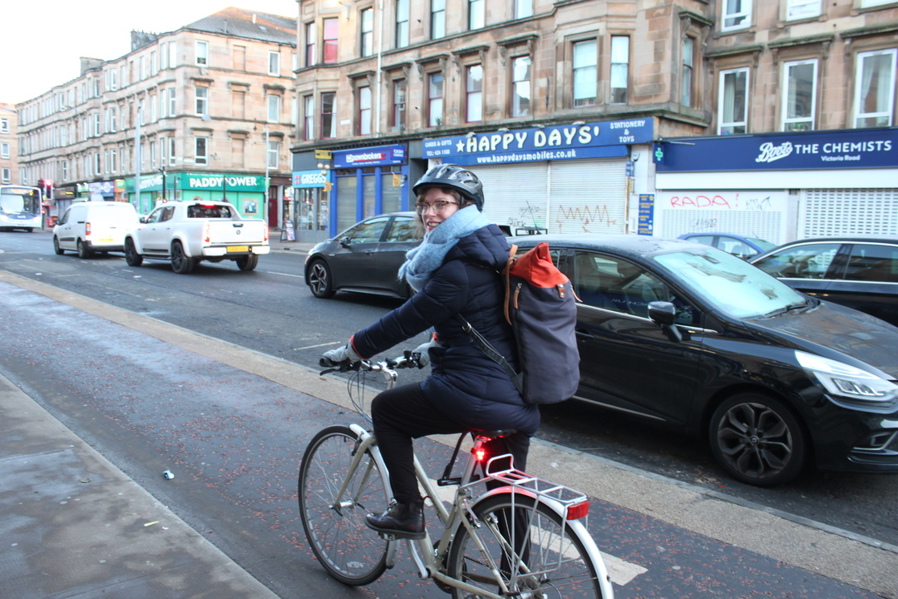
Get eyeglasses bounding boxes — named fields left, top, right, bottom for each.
left=415, top=200, right=459, bottom=214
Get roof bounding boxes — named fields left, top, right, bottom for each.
left=513, top=234, right=703, bottom=259
left=185, top=7, right=296, bottom=45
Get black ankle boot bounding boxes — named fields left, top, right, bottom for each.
left=365, top=501, right=425, bottom=539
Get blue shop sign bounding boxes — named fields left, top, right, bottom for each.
left=293, top=170, right=329, bottom=188
left=423, top=119, right=653, bottom=166
left=333, top=145, right=406, bottom=168
left=655, top=128, right=897, bottom=172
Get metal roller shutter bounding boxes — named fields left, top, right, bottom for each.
left=473, top=163, right=550, bottom=232
left=548, top=159, right=627, bottom=234
left=801, top=189, right=898, bottom=237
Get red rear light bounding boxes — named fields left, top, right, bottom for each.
left=203, top=223, right=210, bottom=244
left=85, top=222, right=91, bottom=236
left=474, top=448, right=487, bottom=463
left=566, top=501, right=589, bottom=521
left=264, top=226, right=269, bottom=242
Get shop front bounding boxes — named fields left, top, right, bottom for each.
left=126, top=172, right=267, bottom=220
left=653, top=127, right=898, bottom=244
left=421, top=119, right=655, bottom=235
left=292, top=169, right=331, bottom=243
left=331, top=145, right=409, bottom=235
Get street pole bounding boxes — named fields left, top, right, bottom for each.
left=160, top=165, right=166, bottom=202
left=264, top=125, right=273, bottom=236
left=134, top=106, right=142, bottom=210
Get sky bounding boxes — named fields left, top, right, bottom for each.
left=1, top=1, right=299, bottom=105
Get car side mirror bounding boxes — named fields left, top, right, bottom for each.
left=648, top=301, right=682, bottom=343
left=139, top=216, right=148, bottom=224
left=339, top=236, right=352, bottom=248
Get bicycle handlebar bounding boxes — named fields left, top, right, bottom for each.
left=319, top=349, right=426, bottom=376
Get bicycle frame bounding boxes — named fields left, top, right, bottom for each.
left=341, top=423, right=614, bottom=599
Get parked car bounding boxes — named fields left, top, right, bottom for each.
left=124, top=200, right=269, bottom=274
left=513, top=234, right=898, bottom=486
left=53, top=201, right=140, bottom=258
left=305, top=212, right=422, bottom=299
left=750, top=236, right=898, bottom=326
left=678, top=232, right=775, bottom=259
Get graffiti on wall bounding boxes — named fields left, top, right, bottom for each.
left=657, top=190, right=787, bottom=242
left=668, top=193, right=774, bottom=211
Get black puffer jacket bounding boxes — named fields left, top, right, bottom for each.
left=351, top=224, right=540, bottom=435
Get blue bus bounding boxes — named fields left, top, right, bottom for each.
left=0, top=185, right=42, bottom=232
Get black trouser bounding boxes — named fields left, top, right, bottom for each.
left=370, top=382, right=530, bottom=505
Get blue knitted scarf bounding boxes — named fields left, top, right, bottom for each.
left=399, top=206, right=492, bottom=292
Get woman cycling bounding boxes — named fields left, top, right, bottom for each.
left=322, top=164, right=539, bottom=539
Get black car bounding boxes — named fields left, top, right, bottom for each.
left=304, top=212, right=422, bottom=299
left=515, top=234, right=898, bottom=486
left=750, top=236, right=898, bottom=326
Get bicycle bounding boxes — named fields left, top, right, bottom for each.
left=297, top=353, right=614, bottom=599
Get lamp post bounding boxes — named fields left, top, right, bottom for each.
left=134, top=105, right=142, bottom=209
left=159, top=165, right=166, bottom=202
left=264, top=125, right=271, bottom=229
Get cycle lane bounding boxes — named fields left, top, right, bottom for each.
left=1, top=268, right=895, bottom=599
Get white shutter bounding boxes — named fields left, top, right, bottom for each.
left=474, top=163, right=550, bottom=231
left=801, top=189, right=898, bottom=237
left=548, top=159, right=627, bottom=234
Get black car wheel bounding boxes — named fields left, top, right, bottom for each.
left=236, top=254, right=259, bottom=271
left=308, top=259, right=335, bottom=298
left=171, top=241, right=196, bottom=274
left=125, top=238, right=143, bottom=267
left=709, top=393, right=806, bottom=486
left=77, top=239, right=92, bottom=259
left=53, top=236, right=65, bottom=255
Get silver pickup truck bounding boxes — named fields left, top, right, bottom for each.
left=124, top=200, right=270, bottom=274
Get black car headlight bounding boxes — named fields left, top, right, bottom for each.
left=796, top=351, right=898, bottom=413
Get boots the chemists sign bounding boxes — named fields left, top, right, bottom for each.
left=423, top=119, right=653, bottom=165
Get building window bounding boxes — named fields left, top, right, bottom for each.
left=151, top=51, right=158, bottom=75
left=304, top=95, right=315, bottom=140
left=0, top=118, right=8, bottom=133
left=1, top=143, right=9, bottom=159
left=195, top=137, right=208, bottom=165
left=1, top=168, right=9, bottom=184
left=782, top=59, right=817, bottom=131
left=305, top=22, right=317, bottom=66
left=718, top=68, right=749, bottom=134
left=610, top=36, right=629, bottom=104
left=682, top=37, right=694, bottom=106
left=512, top=56, right=531, bottom=117
left=195, top=87, right=208, bottom=116
left=269, top=51, right=280, bottom=75
left=321, top=92, right=336, bottom=139
left=428, top=72, right=444, bottom=127
left=168, top=137, right=177, bottom=166
left=358, top=85, right=372, bottom=135
left=861, top=0, right=893, bottom=6
left=267, top=95, right=281, bottom=123
left=391, top=79, right=407, bottom=131
left=167, top=88, right=176, bottom=116
left=361, top=8, right=374, bottom=57
left=466, top=65, right=483, bottom=123
left=572, top=40, right=597, bottom=107
left=396, top=0, right=410, bottom=48
left=854, top=48, right=896, bottom=128
left=267, top=140, right=279, bottom=169
left=469, top=0, right=485, bottom=30
left=323, top=18, right=339, bottom=64
left=431, top=0, right=446, bottom=39
left=196, top=41, right=209, bottom=65
left=786, top=0, right=821, bottom=20
left=515, top=0, right=532, bottom=19
left=722, top=0, right=751, bottom=31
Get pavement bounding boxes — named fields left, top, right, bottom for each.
left=2, top=254, right=898, bottom=599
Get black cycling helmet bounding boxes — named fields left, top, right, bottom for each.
left=413, top=164, right=485, bottom=211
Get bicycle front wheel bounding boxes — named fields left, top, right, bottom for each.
left=298, top=425, right=390, bottom=586
left=446, top=493, right=606, bottom=599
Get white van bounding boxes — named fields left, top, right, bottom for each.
left=53, top=201, right=140, bottom=258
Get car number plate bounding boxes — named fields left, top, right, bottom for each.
left=227, top=246, right=249, bottom=253
left=98, top=238, right=114, bottom=242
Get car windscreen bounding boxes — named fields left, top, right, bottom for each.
left=652, top=248, right=808, bottom=319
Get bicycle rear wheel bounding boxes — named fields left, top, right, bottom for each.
left=446, top=493, right=605, bottom=599
left=298, top=425, right=390, bottom=585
